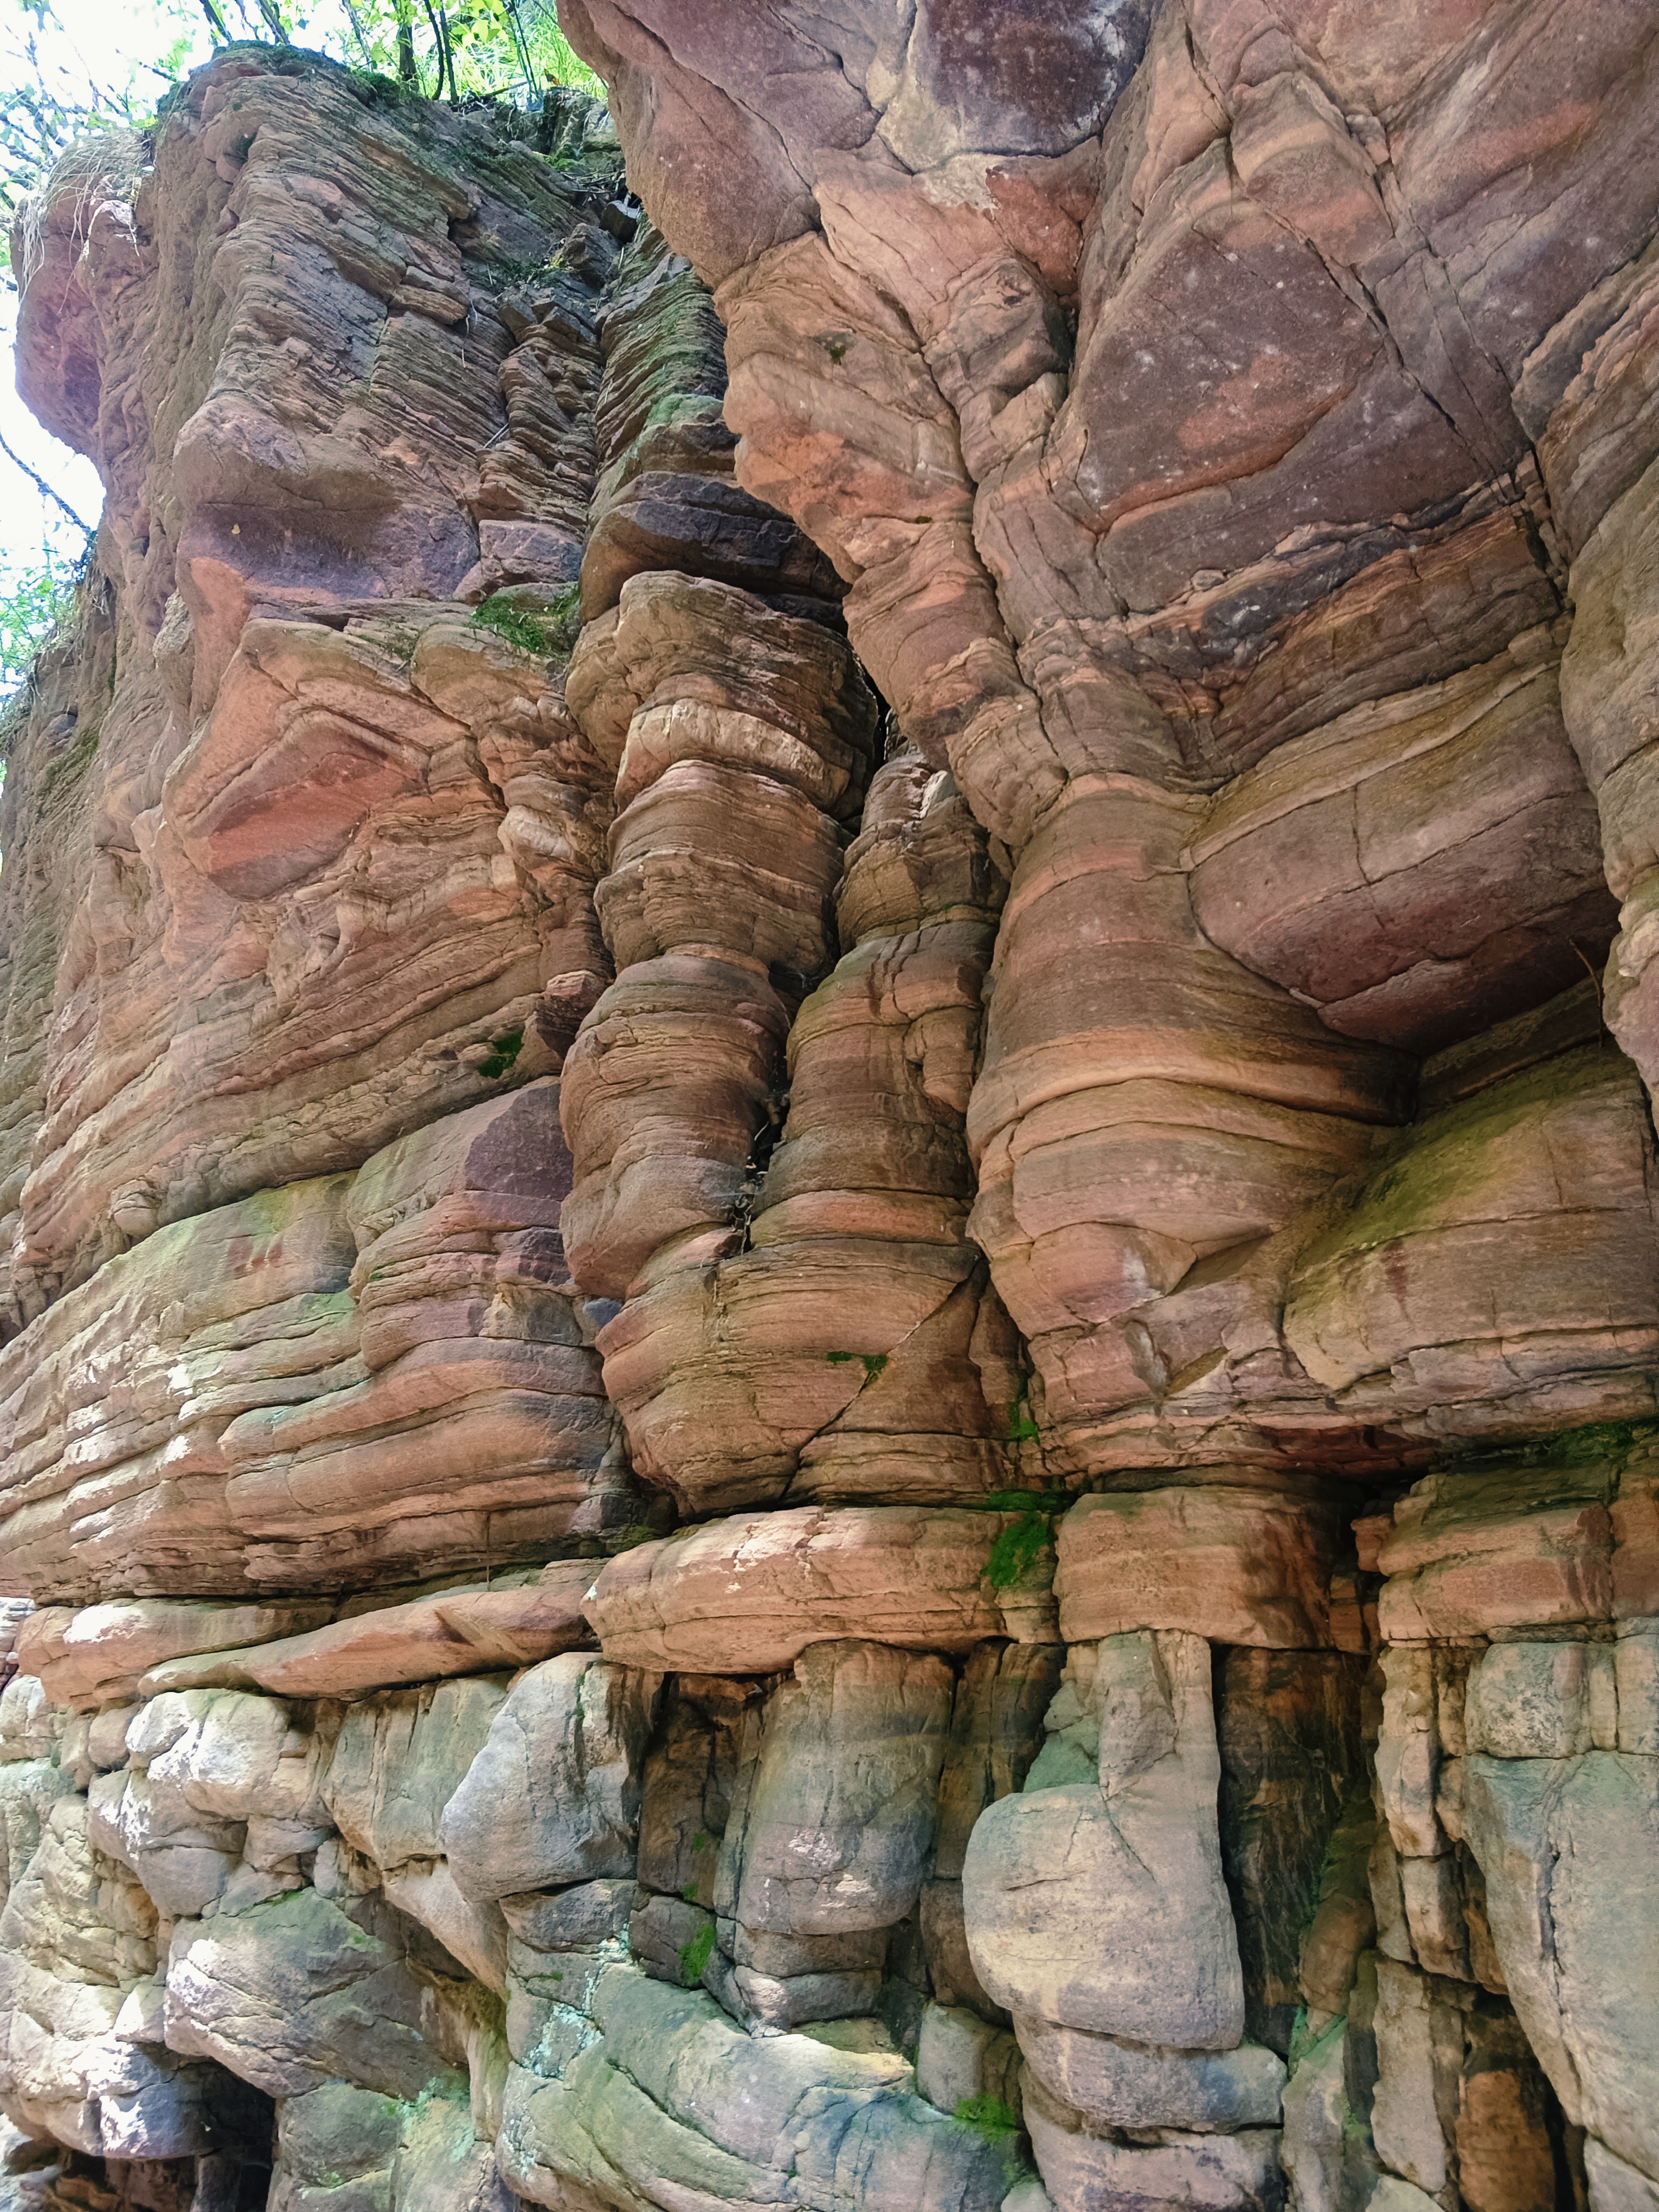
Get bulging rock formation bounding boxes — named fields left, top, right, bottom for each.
left=1, top=12, right=1657, bottom=2212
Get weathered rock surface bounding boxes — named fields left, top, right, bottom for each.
left=4, top=12, right=1659, bottom=2212
left=583, top=1506, right=1023, bottom=1673
left=140, top=1562, right=595, bottom=1700
left=965, top=1632, right=1245, bottom=2050
left=441, top=1654, right=652, bottom=1901
left=0, top=1081, right=639, bottom=1599
left=1054, top=1487, right=1348, bottom=1650
left=4, top=78, right=609, bottom=1316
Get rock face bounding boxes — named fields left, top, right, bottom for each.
left=1, top=14, right=1658, bottom=2212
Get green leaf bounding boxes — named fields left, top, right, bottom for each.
left=0, top=547, right=80, bottom=696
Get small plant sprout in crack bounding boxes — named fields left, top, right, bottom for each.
left=677, top=1919, right=716, bottom=1989
left=954, top=2095, right=1020, bottom=2140
left=475, top=1028, right=524, bottom=1080
left=983, top=1510, right=1053, bottom=1591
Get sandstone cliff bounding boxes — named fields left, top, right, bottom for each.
left=0, top=14, right=1656, bottom=2212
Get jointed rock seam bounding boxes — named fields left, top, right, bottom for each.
left=1, top=10, right=1657, bottom=2212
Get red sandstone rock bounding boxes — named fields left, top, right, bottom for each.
left=0, top=1081, right=634, bottom=1599
left=583, top=1506, right=1021, bottom=1673
left=2, top=62, right=639, bottom=1313
left=6, top=20, right=1659, bottom=2212
left=1377, top=1464, right=1617, bottom=1641
left=1284, top=1046, right=1659, bottom=1438
left=136, top=1565, right=593, bottom=1699
left=1054, top=1487, right=1347, bottom=1650
left=17, top=1598, right=332, bottom=1709
left=1189, top=651, right=1614, bottom=1053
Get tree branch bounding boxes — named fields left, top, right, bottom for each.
left=340, top=0, right=376, bottom=66
left=0, top=430, right=94, bottom=537
left=423, top=1, right=455, bottom=102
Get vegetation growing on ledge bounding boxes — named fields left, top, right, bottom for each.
left=475, top=1027, right=524, bottom=1080
left=470, top=584, right=580, bottom=661
left=984, top=1511, right=1052, bottom=1590
left=1, top=0, right=605, bottom=254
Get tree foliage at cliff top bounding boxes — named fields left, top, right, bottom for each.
left=0, top=0, right=603, bottom=243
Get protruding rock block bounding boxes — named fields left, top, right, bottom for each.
left=223, top=1079, right=628, bottom=1589
left=82, top=1681, right=325, bottom=1914
left=599, top=759, right=845, bottom=973
left=2, top=1784, right=156, bottom=1989
left=558, top=953, right=790, bottom=1298
left=0, top=1679, right=67, bottom=1786
left=0, top=1176, right=358, bottom=1603
left=1021, top=2068, right=1284, bottom=2212
left=0, top=1937, right=234, bottom=2163
left=14, top=1601, right=311, bottom=1714
left=565, top=571, right=877, bottom=785
left=596, top=1237, right=1009, bottom=1514
left=970, top=782, right=1409, bottom=1158
left=1053, top=136, right=1473, bottom=614
left=584, top=1506, right=1021, bottom=1673
left=321, top=1675, right=505, bottom=1881
left=164, top=1885, right=451, bottom=2102
left=142, top=1564, right=595, bottom=1700
left=587, top=744, right=1019, bottom=1515
left=163, top=621, right=453, bottom=901
left=1285, top=1045, right=1659, bottom=1436
left=964, top=1632, right=1246, bottom=2050
left=753, top=923, right=996, bottom=1245
left=0, top=1082, right=631, bottom=1602
left=1377, top=1462, right=1617, bottom=1641
left=1189, top=651, right=1613, bottom=1053
left=1204, top=510, right=1561, bottom=773
left=19, top=603, right=576, bottom=1308
left=81, top=1688, right=317, bottom=1918
left=967, top=777, right=1407, bottom=1467
left=1054, top=1487, right=1345, bottom=1649
left=1015, top=2013, right=1285, bottom=2133
left=833, top=755, right=1011, bottom=949
left=442, top=1655, right=653, bottom=1902
left=560, top=573, right=877, bottom=1310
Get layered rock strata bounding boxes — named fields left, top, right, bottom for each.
left=1, top=14, right=1657, bottom=2212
